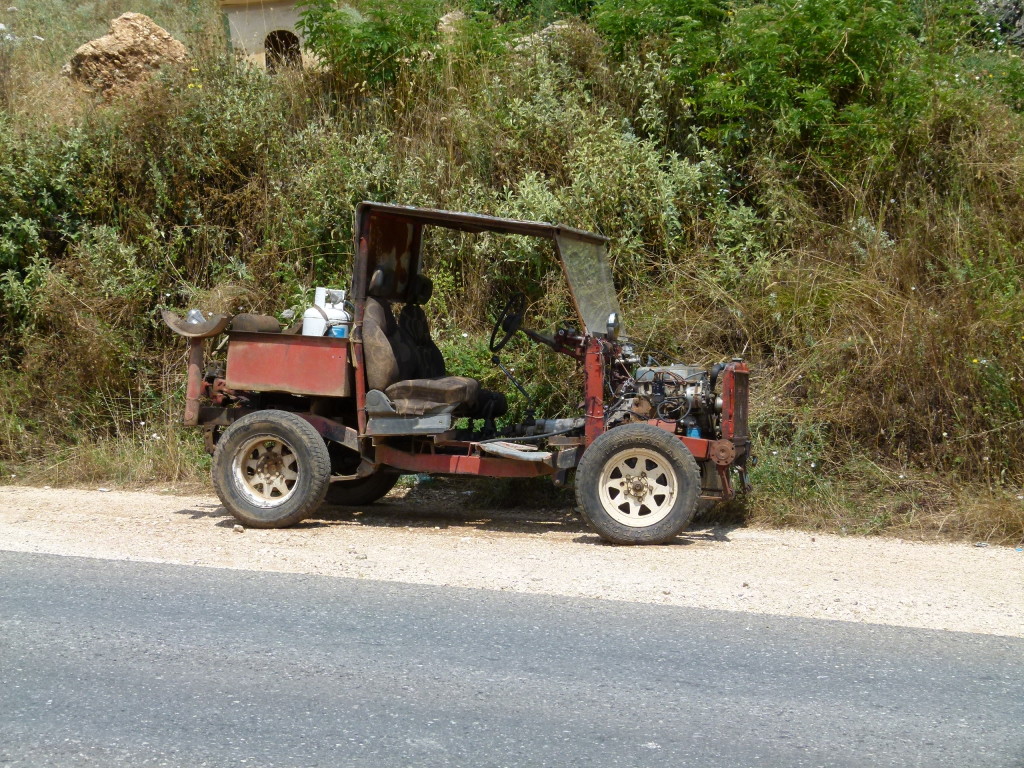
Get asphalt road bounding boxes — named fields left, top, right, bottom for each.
left=0, top=551, right=1021, bottom=768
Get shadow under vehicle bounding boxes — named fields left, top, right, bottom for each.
left=164, top=202, right=752, bottom=544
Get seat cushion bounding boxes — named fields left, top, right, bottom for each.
left=385, top=376, right=480, bottom=416
left=229, top=313, right=282, bottom=334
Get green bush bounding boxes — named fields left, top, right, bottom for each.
left=298, top=0, right=443, bottom=85
left=594, top=0, right=1024, bottom=188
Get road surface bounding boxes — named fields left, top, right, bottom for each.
left=1, top=551, right=1021, bottom=767
left=1, top=485, right=1021, bottom=637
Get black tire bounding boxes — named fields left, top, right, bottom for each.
left=324, top=470, right=401, bottom=507
left=212, top=409, right=331, bottom=528
left=576, top=423, right=700, bottom=544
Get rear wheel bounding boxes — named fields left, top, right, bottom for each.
left=212, top=410, right=330, bottom=528
left=576, top=423, right=700, bottom=544
left=324, top=471, right=401, bottom=506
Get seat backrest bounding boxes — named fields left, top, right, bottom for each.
left=364, top=295, right=424, bottom=389
left=398, top=304, right=446, bottom=378
left=396, top=275, right=446, bottom=378
left=363, top=298, right=401, bottom=391
left=365, top=271, right=449, bottom=389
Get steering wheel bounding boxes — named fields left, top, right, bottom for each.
left=489, top=293, right=527, bottom=354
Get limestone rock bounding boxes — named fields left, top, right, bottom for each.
left=62, top=12, right=187, bottom=96
left=513, top=20, right=572, bottom=53
left=437, top=10, right=466, bottom=44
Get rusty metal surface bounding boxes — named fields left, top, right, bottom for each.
left=375, top=445, right=556, bottom=478
left=721, top=361, right=750, bottom=442
left=555, top=446, right=583, bottom=470
left=161, top=309, right=230, bottom=339
left=184, top=339, right=204, bottom=426
left=207, top=378, right=233, bottom=406
left=225, top=332, right=352, bottom=398
left=298, top=413, right=360, bottom=453
left=350, top=202, right=608, bottom=306
left=584, top=338, right=605, bottom=447
left=197, top=406, right=253, bottom=426
left=355, top=202, right=608, bottom=245
left=710, top=439, right=737, bottom=466
left=716, top=463, right=735, bottom=500
left=361, top=212, right=421, bottom=303
left=203, top=426, right=217, bottom=455
left=352, top=232, right=371, bottom=435
left=644, top=420, right=714, bottom=460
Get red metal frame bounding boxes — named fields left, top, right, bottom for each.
left=184, top=338, right=204, bottom=427
left=184, top=204, right=752, bottom=499
left=352, top=228, right=370, bottom=435
left=375, top=445, right=556, bottom=478
left=583, top=337, right=605, bottom=447
left=644, top=419, right=712, bottom=459
left=643, top=419, right=739, bottom=498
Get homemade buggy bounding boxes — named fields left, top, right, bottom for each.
left=164, top=202, right=752, bottom=544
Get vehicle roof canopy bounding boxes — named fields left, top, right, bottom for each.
left=356, top=202, right=607, bottom=244
left=352, top=202, right=620, bottom=336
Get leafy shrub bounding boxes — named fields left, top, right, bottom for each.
left=298, top=0, right=443, bottom=85
left=594, top=0, right=1024, bottom=189
left=465, top=0, right=594, bottom=24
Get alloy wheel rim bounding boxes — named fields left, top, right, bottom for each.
left=232, top=435, right=299, bottom=508
left=597, top=448, right=677, bottom=528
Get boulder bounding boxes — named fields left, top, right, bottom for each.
left=512, top=20, right=572, bottom=53
left=437, top=10, right=466, bottom=44
left=62, top=12, right=187, bottom=96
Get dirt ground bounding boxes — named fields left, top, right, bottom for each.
left=0, top=482, right=1020, bottom=638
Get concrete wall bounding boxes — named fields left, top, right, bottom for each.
left=223, top=3, right=315, bottom=68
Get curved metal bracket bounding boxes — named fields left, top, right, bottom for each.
left=161, top=309, right=230, bottom=339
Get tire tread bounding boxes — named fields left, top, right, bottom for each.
left=576, top=423, right=700, bottom=545
left=324, top=471, right=401, bottom=507
left=212, top=410, right=331, bottom=528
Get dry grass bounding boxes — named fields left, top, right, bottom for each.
left=10, top=432, right=209, bottom=491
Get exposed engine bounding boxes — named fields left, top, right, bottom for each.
left=608, top=363, right=724, bottom=439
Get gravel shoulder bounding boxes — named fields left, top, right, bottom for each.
left=0, top=483, right=1020, bottom=638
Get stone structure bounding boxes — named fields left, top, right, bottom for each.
left=220, top=0, right=313, bottom=70
left=62, top=12, right=188, bottom=96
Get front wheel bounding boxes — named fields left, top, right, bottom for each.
left=576, top=423, right=700, bottom=544
left=212, top=410, right=331, bottom=528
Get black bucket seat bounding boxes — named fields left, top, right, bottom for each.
left=362, top=270, right=507, bottom=419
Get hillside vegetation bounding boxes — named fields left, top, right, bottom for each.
left=1, top=0, right=1022, bottom=542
